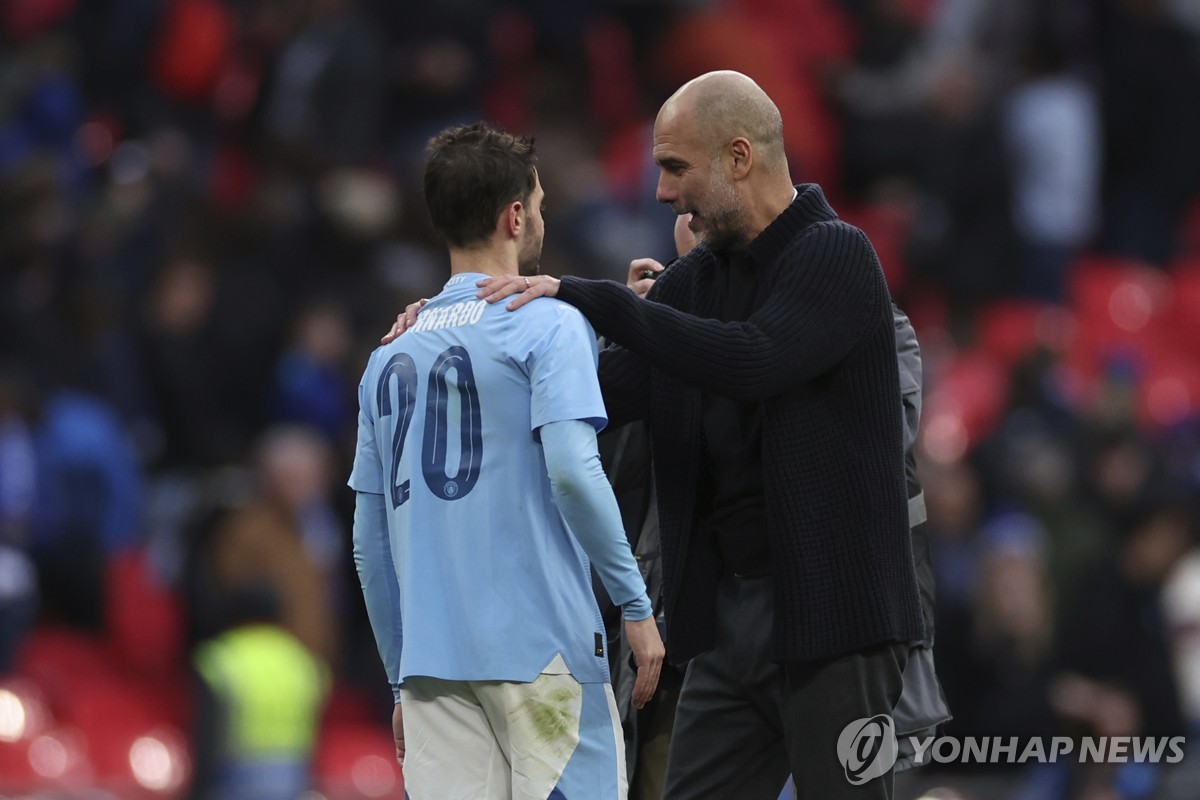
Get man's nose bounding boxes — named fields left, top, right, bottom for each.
left=656, top=175, right=675, bottom=205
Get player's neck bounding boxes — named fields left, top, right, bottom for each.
left=448, top=247, right=518, bottom=278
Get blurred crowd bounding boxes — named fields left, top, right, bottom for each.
left=1, top=0, right=1199, bottom=798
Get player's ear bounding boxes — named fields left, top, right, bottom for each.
left=502, top=201, right=523, bottom=239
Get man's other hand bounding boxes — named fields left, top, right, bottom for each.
left=381, top=298, right=429, bottom=344
left=627, top=258, right=664, bottom=299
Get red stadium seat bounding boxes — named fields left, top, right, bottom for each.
left=1137, top=351, right=1200, bottom=429
left=88, top=723, right=191, bottom=797
left=730, top=0, right=857, bottom=67
left=106, top=548, right=186, bottom=684
left=150, top=0, right=233, bottom=103
left=57, top=676, right=190, bottom=796
left=322, top=682, right=384, bottom=728
left=0, top=676, right=53, bottom=743
left=0, top=725, right=93, bottom=794
left=1057, top=253, right=1200, bottom=428
left=921, top=349, right=1010, bottom=461
left=1068, top=255, right=1172, bottom=335
left=1, top=0, right=75, bottom=41
left=13, top=627, right=117, bottom=713
left=10, top=623, right=190, bottom=795
left=975, top=300, right=1075, bottom=369
left=314, top=721, right=405, bottom=799
left=1166, top=263, right=1200, bottom=360
left=1065, top=255, right=1175, bottom=380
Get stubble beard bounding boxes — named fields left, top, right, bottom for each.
left=692, top=172, right=748, bottom=252
left=518, top=233, right=542, bottom=277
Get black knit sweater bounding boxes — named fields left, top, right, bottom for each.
left=557, top=184, right=925, bottom=664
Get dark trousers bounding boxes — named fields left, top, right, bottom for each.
left=663, top=575, right=908, bottom=799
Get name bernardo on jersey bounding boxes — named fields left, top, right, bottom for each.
left=411, top=300, right=487, bottom=333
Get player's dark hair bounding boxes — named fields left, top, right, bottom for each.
left=423, top=122, right=537, bottom=248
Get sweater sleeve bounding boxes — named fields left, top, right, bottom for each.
left=597, top=343, right=650, bottom=430
left=556, top=222, right=883, bottom=401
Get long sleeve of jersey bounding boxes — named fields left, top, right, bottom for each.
left=541, top=419, right=652, bottom=621
left=352, top=490, right=405, bottom=702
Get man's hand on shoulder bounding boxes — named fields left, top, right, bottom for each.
left=477, top=274, right=560, bottom=310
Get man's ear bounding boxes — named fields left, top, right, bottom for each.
left=729, top=137, right=753, bottom=180
left=503, top=201, right=524, bottom=239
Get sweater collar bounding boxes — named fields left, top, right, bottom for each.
left=687, top=184, right=837, bottom=272
left=745, top=183, right=837, bottom=266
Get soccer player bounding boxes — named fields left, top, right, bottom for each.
left=349, top=122, right=664, bottom=800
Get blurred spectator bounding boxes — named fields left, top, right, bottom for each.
left=0, top=33, right=86, bottom=187
left=923, top=456, right=985, bottom=609
left=199, top=425, right=340, bottom=665
left=1096, top=0, right=1200, bottom=265
left=137, top=247, right=284, bottom=470
left=263, top=0, right=386, bottom=169
left=975, top=351, right=1112, bottom=605
left=138, top=254, right=231, bottom=469
left=1161, top=544, right=1200, bottom=798
left=190, top=584, right=329, bottom=800
left=0, top=366, right=39, bottom=672
left=903, top=75, right=1016, bottom=325
left=271, top=302, right=354, bottom=442
left=271, top=302, right=354, bottom=441
left=926, top=510, right=1064, bottom=799
left=834, top=0, right=927, bottom=198
left=1051, top=497, right=1192, bottom=798
left=1079, top=423, right=1169, bottom=532
left=938, top=512, right=1058, bottom=743
left=836, top=0, right=1039, bottom=116
left=1054, top=498, right=1191, bottom=739
left=836, top=0, right=1105, bottom=320
left=1163, top=546, right=1200, bottom=732
left=31, top=388, right=141, bottom=630
left=364, top=0, right=493, bottom=139
left=1002, top=30, right=1101, bottom=301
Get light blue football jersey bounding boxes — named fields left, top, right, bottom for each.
left=350, top=273, right=630, bottom=686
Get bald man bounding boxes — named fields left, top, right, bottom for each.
left=392, top=72, right=927, bottom=798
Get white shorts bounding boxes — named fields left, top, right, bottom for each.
left=400, top=656, right=627, bottom=800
